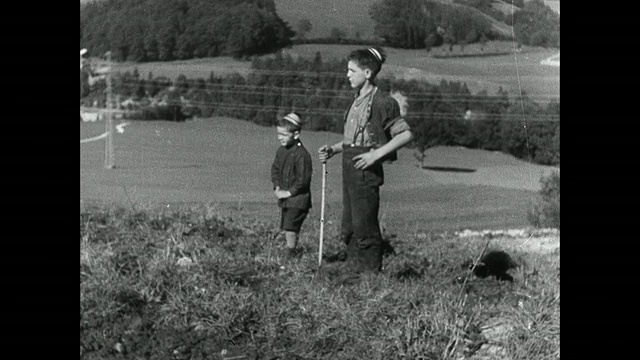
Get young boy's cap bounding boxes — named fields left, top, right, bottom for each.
left=283, top=113, right=301, bottom=127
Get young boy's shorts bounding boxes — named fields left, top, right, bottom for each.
left=280, top=207, right=309, bottom=233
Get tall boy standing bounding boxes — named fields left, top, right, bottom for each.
left=271, top=113, right=313, bottom=258
left=318, top=48, right=413, bottom=273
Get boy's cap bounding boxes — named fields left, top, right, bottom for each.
left=368, top=48, right=382, bottom=62
left=283, top=113, right=301, bottom=127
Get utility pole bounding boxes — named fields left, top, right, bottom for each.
left=104, top=51, right=115, bottom=169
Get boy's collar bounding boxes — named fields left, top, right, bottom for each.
left=356, top=85, right=377, bottom=99
left=285, top=138, right=302, bottom=148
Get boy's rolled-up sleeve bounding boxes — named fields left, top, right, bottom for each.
left=382, top=97, right=411, bottom=138
left=389, top=118, right=411, bottom=138
left=287, top=151, right=312, bottom=196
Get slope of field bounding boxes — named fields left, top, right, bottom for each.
left=280, top=44, right=560, bottom=100
left=493, top=0, right=521, bottom=15
left=446, top=1, right=513, bottom=38
left=275, top=0, right=379, bottom=40
left=107, top=56, right=254, bottom=80
left=81, top=117, right=558, bottom=232
left=80, top=203, right=559, bottom=359
left=110, top=43, right=559, bottom=101
left=542, top=0, right=560, bottom=14
left=494, top=1, right=560, bottom=15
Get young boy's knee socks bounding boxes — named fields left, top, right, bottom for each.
left=285, top=231, right=298, bottom=249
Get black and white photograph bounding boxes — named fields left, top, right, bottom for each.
left=80, top=0, right=560, bottom=358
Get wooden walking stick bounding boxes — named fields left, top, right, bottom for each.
left=318, top=161, right=327, bottom=267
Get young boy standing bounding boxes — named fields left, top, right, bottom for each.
left=271, top=113, right=313, bottom=258
left=318, top=48, right=413, bottom=273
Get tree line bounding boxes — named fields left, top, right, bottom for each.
left=371, top=0, right=559, bottom=49
left=80, top=52, right=559, bottom=166
left=80, top=0, right=295, bottom=61
left=80, top=0, right=559, bottom=64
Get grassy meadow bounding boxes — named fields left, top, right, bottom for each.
left=81, top=116, right=558, bottom=232
left=109, top=44, right=558, bottom=117
left=81, top=116, right=559, bottom=357
left=274, top=0, right=379, bottom=40
left=81, top=96, right=559, bottom=360
left=80, top=200, right=559, bottom=359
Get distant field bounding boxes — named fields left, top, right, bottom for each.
left=109, top=56, right=253, bottom=81
left=81, top=117, right=558, bottom=232
left=111, top=43, right=559, bottom=101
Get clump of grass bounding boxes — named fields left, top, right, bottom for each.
left=528, top=171, right=560, bottom=230
left=81, top=204, right=559, bottom=359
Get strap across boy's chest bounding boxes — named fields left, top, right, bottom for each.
left=343, top=87, right=377, bottom=147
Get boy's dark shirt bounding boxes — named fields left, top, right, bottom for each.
left=271, top=139, right=313, bottom=210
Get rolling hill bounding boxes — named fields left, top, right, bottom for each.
left=109, top=43, right=559, bottom=100
left=274, top=0, right=379, bottom=40
left=81, top=116, right=558, bottom=231
left=81, top=0, right=559, bottom=43
left=274, top=0, right=519, bottom=40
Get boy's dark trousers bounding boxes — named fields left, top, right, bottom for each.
left=341, top=146, right=385, bottom=272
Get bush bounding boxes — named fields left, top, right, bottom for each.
left=530, top=31, right=551, bottom=47
left=512, top=0, right=559, bottom=48
left=424, top=33, right=443, bottom=50
left=528, top=171, right=560, bottom=229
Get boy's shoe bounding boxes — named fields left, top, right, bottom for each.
left=381, top=239, right=396, bottom=257
left=323, top=250, right=348, bottom=263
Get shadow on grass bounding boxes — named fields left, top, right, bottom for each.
left=421, top=165, right=477, bottom=173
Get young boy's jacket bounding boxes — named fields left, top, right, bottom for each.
left=340, top=88, right=405, bottom=163
left=271, top=139, right=312, bottom=209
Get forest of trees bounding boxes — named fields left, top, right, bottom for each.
left=512, top=0, right=560, bottom=48
left=80, top=0, right=559, bottom=165
left=80, top=0, right=559, bottom=61
left=80, top=0, right=295, bottom=61
left=370, top=0, right=559, bottom=49
left=80, top=52, right=559, bottom=166
left=370, top=0, right=494, bottom=49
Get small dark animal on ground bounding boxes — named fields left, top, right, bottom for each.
left=463, top=250, right=518, bottom=282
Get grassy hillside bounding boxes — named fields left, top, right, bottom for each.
left=492, top=1, right=521, bottom=15
left=274, top=0, right=517, bottom=40
left=81, top=117, right=558, bottom=232
left=541, top=0, right=560, bottom=14
left=274, top=0, right=379, bottom=40
left=494, top=1, right=560, bottom=15
left=272, top=44, right=559, bottom=100
left=80, top=203, right=559, bottom=359
left=446, top=1, right=513, bottom=38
